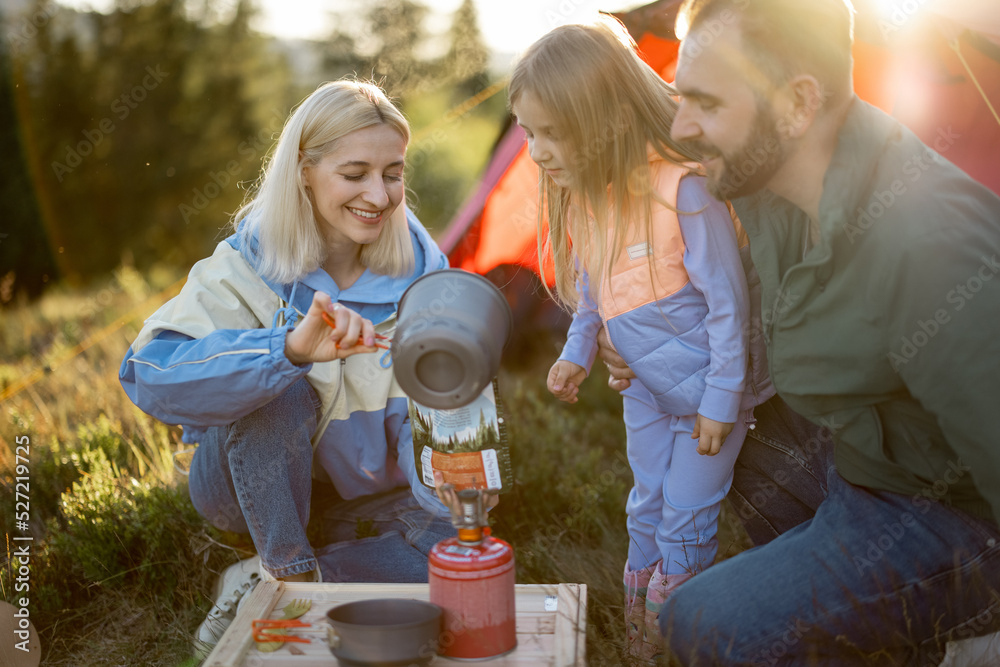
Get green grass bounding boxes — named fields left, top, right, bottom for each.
left=0, top=265, right=249, bottom=665
left=495, top=349, right=752, bottom=665
left=0, top=270, right=751, bottom=665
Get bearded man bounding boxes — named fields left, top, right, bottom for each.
left=600, top=0, right=1000, bottom=663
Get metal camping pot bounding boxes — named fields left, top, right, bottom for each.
left=392, top=269, right=513, bottom=410
left=428, top=489, right=517, bottom=660
left=324, top=598, right=442, bottom=666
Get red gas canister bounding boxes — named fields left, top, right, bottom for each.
left=429, top=490, right=516, bottom=659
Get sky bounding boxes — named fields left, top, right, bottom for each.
left=55, top=0, right=649, bottom=55
left=260, top=0, right=646, bottom=53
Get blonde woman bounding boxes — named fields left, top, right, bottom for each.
left=119, top=80, right=452, bottom=654
left=509, top=18, right=773, bottom=660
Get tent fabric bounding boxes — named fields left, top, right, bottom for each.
left=441, top=1, right=1000, bottom=291
left=887, top=30, right=1000, bottom=195
left=921, top=0, right=1000, bottom=44
left=443, top=124, right=546, bottom=279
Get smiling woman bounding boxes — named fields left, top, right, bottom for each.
left=118, top=79, right=456, bottom=658
left=236, top=81, right=416, bottom=287
left=302, top=124, right=407, bottom=288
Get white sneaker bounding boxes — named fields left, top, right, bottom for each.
left=938, top=630, right=1000, bottom=667
left=194, top=556, right=262, bottom=658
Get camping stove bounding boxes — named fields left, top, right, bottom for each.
left=428, top=489, right=517, bottom=659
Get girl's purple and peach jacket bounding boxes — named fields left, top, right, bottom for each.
left=558, top=153, right=775, bottom=423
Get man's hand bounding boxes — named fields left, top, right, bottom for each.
left=547, top=360, right=587, bottom=403
left=284, top=292, right=377, bottom=365
left=692, top=414, right=735, bottom=456
left=596, top=328, right=635, bottom=392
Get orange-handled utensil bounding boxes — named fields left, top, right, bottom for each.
left=320, top=311, right=391, bottom=350
left=252, top=619, right=312, bottom=644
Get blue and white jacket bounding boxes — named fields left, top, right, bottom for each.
left=119, top=210, right=449, bottom=516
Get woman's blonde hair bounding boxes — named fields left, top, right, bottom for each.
left=509, top=16, right=698, bottom=309
left=234, top=80, right=414, bottom=284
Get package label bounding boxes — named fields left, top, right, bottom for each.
left=411, top=379, right=511, bottom=492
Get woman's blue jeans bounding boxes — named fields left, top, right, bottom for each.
left=662, top=394, right=1000, bottom=665
left=188, top=377, right=453, bottom=581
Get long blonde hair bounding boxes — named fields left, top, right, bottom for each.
left=509, top=17, right=698, bottom=309
left=234, top=80, right=414, bottom=284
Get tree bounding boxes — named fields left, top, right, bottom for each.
left=441, top=0, right=489, bottom=99
left=0, top=9, right=57, bottom=302
left=361, top=0, right=432, bottom=100
left=13, top=0, right=296, bottom=283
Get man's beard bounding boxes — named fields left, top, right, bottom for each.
left=685, top=101, right=786, bottom=201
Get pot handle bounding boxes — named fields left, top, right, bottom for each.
left=326, top=626, right=341, bottom=649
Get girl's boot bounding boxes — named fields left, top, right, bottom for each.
left=642, top=568, right=694, bottom=662
left=624, top=560, right=658, bottom=659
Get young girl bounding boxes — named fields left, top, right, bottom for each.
left=509, top=18, right=774, bottom=660
left=119, top=80, right=454, bottom=656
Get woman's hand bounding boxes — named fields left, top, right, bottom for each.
left=433, top=471, right=499, bottom=516
left=596, top=328, right=635, bottom=392
left=284, top=291, right=377, bottom=365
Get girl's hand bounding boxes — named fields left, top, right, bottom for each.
left=692, top=414, right=735, bottom=456
left=547, top=360, right=587, bottom=403
left=284, top=291, right=377, bottom=365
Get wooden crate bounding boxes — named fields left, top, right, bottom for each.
left=204, top=582, right=587, bottom=666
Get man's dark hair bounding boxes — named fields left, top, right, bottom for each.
left=677, top=0, right=856, bottom=104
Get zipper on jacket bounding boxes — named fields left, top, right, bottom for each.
left=311, top=358, right=346, bottom=447
left=600, top=317, right=617, bottom=355
left=595, top=276, right=618, bottom=356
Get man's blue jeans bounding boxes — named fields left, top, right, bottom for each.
left=662, top=394, right=1000, bottom=665
left=188, top=377, right=453, bottom=581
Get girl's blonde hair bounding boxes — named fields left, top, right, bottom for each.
left=234, top=80, right=414, bottom=284
left=509, top=17, right=698, bottom=309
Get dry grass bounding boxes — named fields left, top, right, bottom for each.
left=0, top=267, right=755, bottom=666
left=494, top=356, right=754, bottom=665
left=0, top=263, right=244, bottom=666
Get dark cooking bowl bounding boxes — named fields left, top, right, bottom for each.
left=325, top=598, right=442, bottom=667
